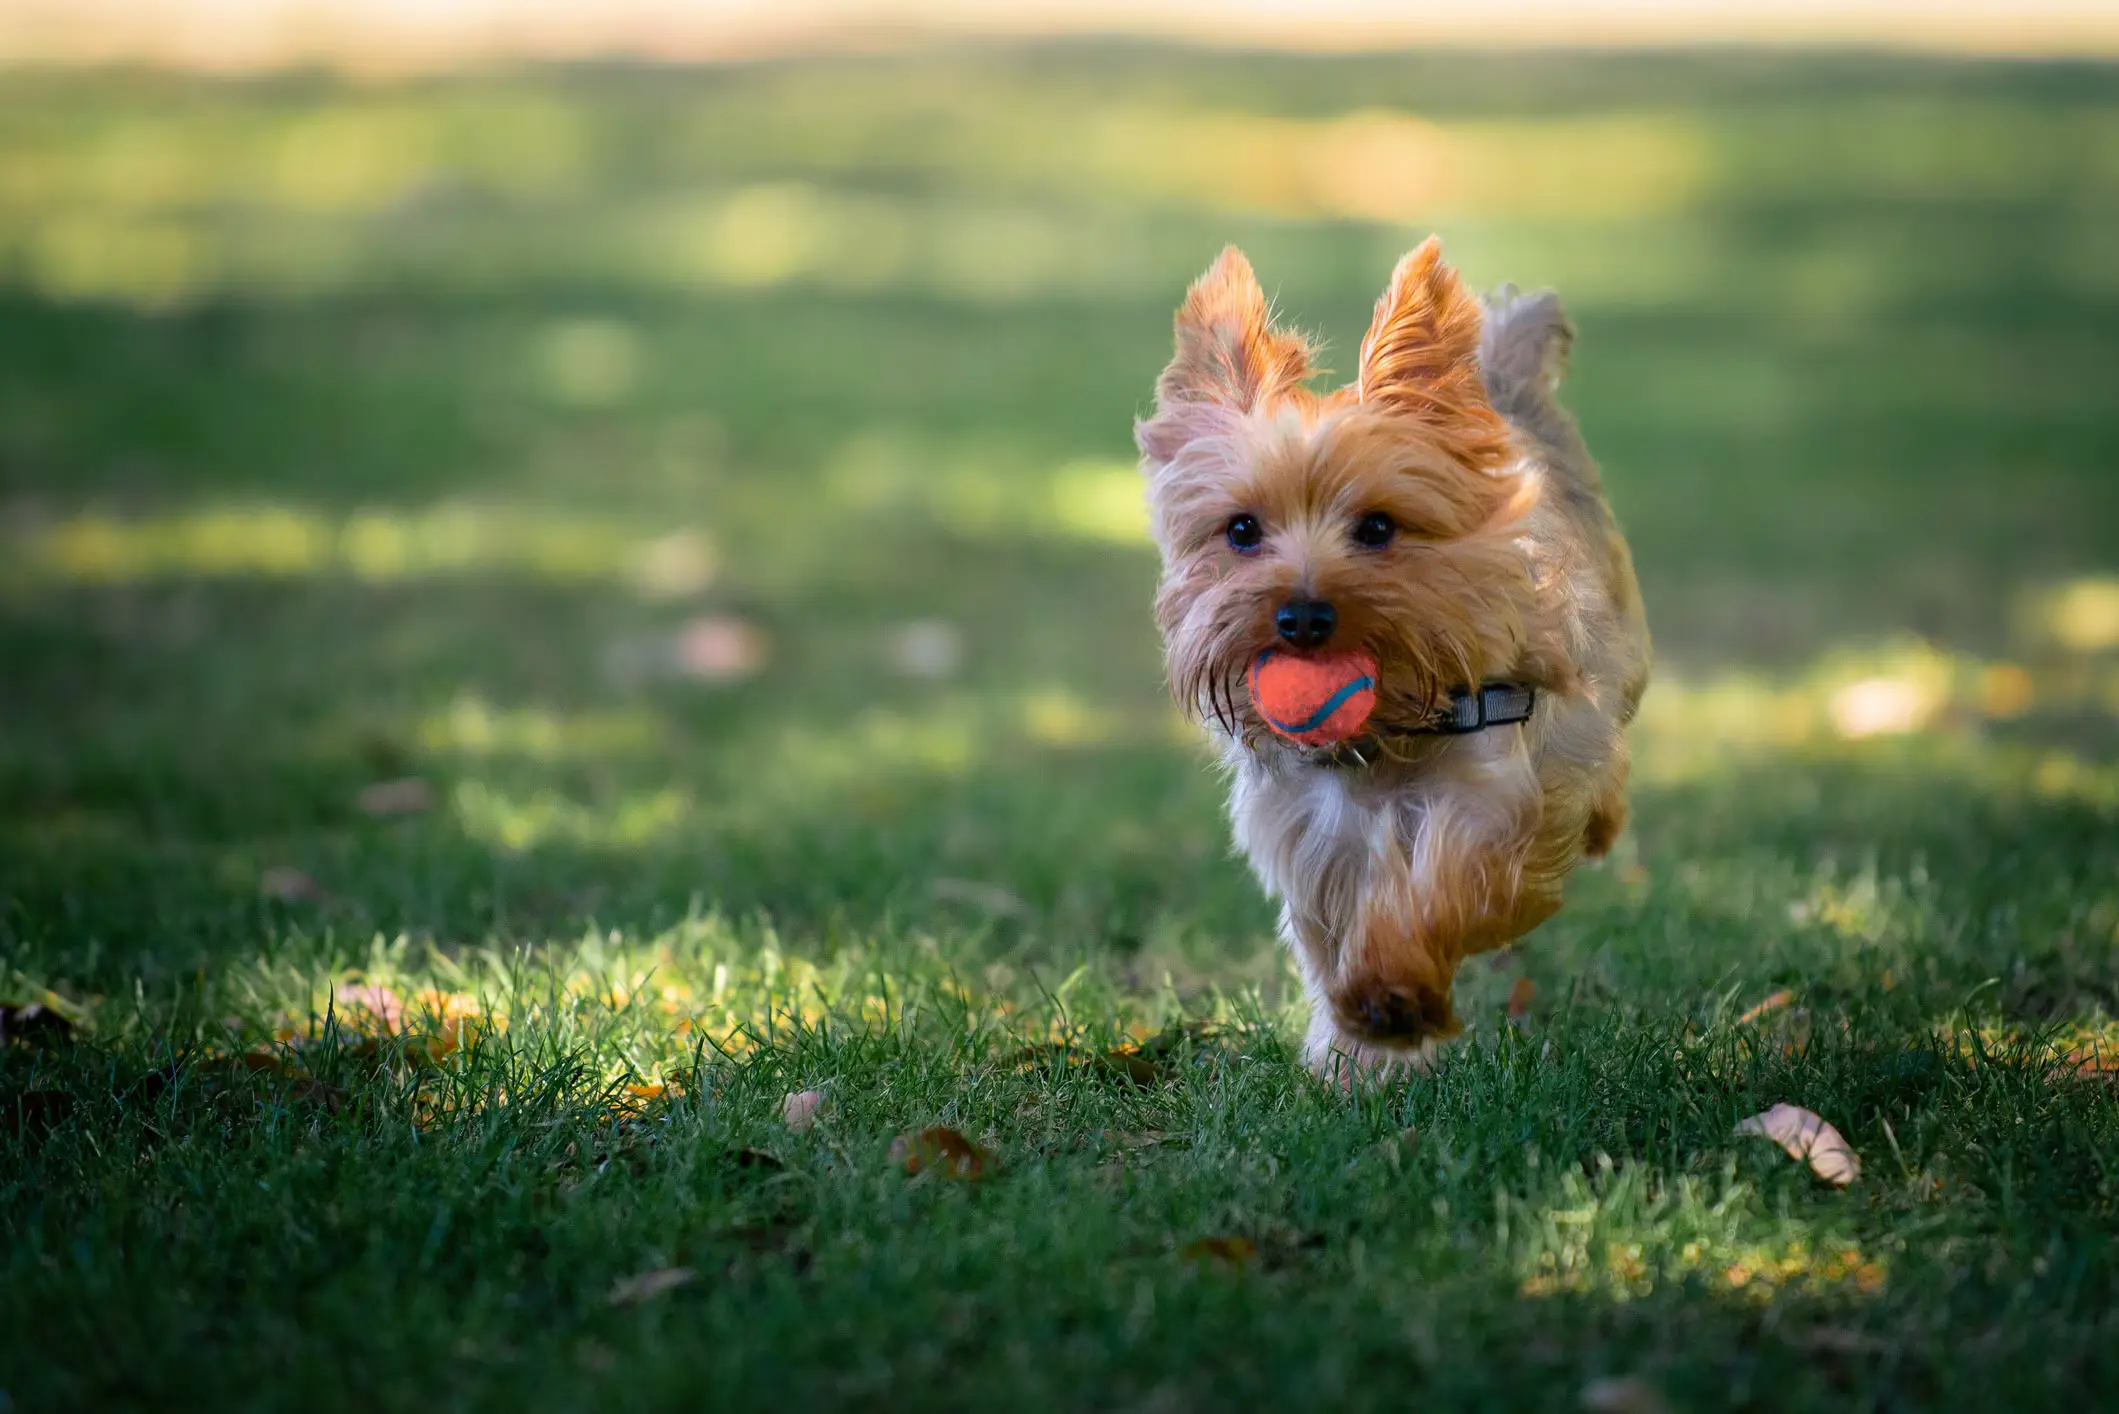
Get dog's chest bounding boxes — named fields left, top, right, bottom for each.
left=1225, top=743, right=1536, bottom=925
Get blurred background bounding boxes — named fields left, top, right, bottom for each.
left=2, top=1, right=2116, bottom=1014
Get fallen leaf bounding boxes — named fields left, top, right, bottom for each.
left=357, top=777, right=434, bottom=816
left=1006, top=1037, right=1183, bottom=1087
left=1775, top=1008, right=1815, bottom=1058
left=1004, top=1042, right=1073, bottom=1072
left=2064, top=1045, right=2117, bottom=1082
left=607, top=1266, right=696, bottom=1305
left=7, top=1089, right=74, bottom=1139
left=1736, top=1103, right=1861, bottom=1186
left=782, top=1089, right=827, bottom=1132
left=1178, top=1236, right=1257, bottom=1270
left=333, top=983, right=405, bottom=1031
left=0, top=1003, right=75, bottom=1048
left=1736, top=988, right=1797, bottom=1026
left=889, top=1125, right=992, bottom=1180
left=1506, top=976, right=1536, bottom=1021
left=1095, top=1049, right=1166, bottom=1087
left=673, top=615, right=767, bottom=682
left=1580, top=1375, right=1672, bottom=1414
left=260, top=867, right=327, bottom=903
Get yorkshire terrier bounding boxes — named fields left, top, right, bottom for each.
left=1135, top=238, right=1651, bottom=1080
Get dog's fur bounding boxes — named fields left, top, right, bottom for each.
left=1135, top=239, right=1650, bottom=1080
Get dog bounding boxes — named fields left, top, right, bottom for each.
left=1135, top=238, right=1650, bottom=1080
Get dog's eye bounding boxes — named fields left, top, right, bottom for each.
left=1226, top=514, right=1264, bottom=552
left=1352, top=511, right=1397, bottom=548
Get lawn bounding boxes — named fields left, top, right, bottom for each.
left=3, top=44, right=2118, bottom=1411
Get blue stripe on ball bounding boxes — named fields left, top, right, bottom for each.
left=1265, top=673, right=1377, bottom=735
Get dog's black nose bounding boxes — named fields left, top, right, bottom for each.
left=1274, top=599, right=1336, bottom=648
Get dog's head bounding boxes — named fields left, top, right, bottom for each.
left=1135, top=240, right=1540, bottom=744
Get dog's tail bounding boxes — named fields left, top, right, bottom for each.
left=1478, top=285, right=1571, bottom=415
left=1478, top=285, right=1600, bottom=491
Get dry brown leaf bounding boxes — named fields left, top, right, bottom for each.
left=1096, top=1050, right=1167, bottom=1087
left=2065, top=1045, right=2117, bottom=1082
left=333, top=983, right=406, bottom=1031
left=260, top=867, right=328, bottom=903
left=1133, top=1019, right=1219, bottom=1061
left=357, top=777, right=434, bottom=816
left=782, top=1089, right=827, bottom=1132
left=1506, top=976, right=1536, bottom=1021
left=608, top=1266, right=696, bottom=1305
left=1178, top=1236, right=1257, bottom=1270
left=1736, top=988, right=1798, bottom=1026
left=889, top=1125, right=992, bottom=1180
left=1736, top=1102, right=1861, bottom=1186
left=1775, top=1008, right=1815, bottom=1058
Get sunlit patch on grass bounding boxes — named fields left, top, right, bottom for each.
left=26, top=211, right=207, bottom=307
left=1506, top=1167, right=1886, bottom=1303
left=1636, top=638, right=2119, bottom=783
left=6, top=502, right=715, bottom=592
left=2023, top=575, right=2119, bottom=654
left=1827, top=659, right=1952, bottom=740
left=1785, top=863, right=1921, bottom=946
left=682, top=182, right=840, bottom=289
left=208, top=921, right=1195, bottom=1103
left=822, top=434, right=1150, bottom=546
left=416, top=694, right=671, bottom=762
left=454, top=780, right=692, bottom=852
left=1083, top=108, right=1712, bottom=224
left=1019, top=686, right=1122, bottom=746
left=1047, top=459, right=1149, bottom=544
left=538, top=317, right=641, bottom=407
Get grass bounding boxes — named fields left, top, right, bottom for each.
left=3, top=42, right=2119, bottom=1411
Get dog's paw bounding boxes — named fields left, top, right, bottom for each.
left=1306, top=1028, right=1446, bottom=1093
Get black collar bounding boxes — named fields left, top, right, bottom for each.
left=1418, top=681, right=1538, bottom=735
left=1308, top=682, right=1536, bottom=769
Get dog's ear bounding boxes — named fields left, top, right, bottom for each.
left=1138, top=247, right=1312, bottom=466
left=1154, top=247, right=1312, bottom=412
left=1357, top=237, right=1512, bottom=469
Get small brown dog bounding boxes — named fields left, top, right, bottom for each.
left=1136, top=238, right=1650, bottom=1080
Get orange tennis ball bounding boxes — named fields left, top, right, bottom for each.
left=1247, top=648, right=1377, bottom=746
